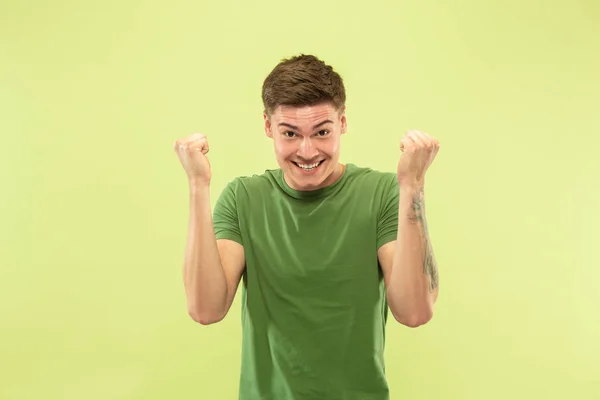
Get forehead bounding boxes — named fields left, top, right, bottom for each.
left=273, top=103, right=338, bottom=124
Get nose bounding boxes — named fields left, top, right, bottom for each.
left=297, top=137, right=319, bottom=160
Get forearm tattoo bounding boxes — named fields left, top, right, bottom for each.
left=408, top=188, right=439, bottom=292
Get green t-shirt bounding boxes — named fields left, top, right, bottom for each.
left=213, top=163, right=399, bottom=400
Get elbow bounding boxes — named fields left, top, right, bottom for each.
left=187, top=306, right=225, bottom=326
left=392, top=306, right=434, bottom=328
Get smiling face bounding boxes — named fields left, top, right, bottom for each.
left=265, top=102, right=347, bottom=191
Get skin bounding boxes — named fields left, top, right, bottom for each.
left=378, top=129, right=441, bottom=327
left=264, top=102, right=347, bottom=191
left=174, top=102, right=440, bottom=328
left=263, top=102, right=440, bottom=326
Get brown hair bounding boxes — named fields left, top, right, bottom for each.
left=262, top=54, right=346, bottom=117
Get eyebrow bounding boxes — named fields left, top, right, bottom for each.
left=278, top=119, right=333, bottom=130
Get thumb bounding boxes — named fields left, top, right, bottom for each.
left=400, top=137, right=411, bottom=152
left=195, top=140, right=209, bottom=155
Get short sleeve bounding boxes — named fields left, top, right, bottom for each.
left=376, top=175, right=399, bottom=249
left=213, top=179, right=243, bottom=245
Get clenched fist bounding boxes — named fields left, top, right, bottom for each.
left=397, top=130, right=440, bottom=187
left=173, top=133, right=211, bottom=185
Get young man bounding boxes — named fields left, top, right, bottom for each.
left=173, top=54, right=440, bottom=400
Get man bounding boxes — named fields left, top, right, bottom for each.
left=173, top=54, right=440, bottom=400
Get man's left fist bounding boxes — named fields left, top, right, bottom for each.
left=397, top=130, right=440, bottom=187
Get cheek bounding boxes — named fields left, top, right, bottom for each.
left=326, top=138, right=340, bottom=155
left=274, top=140, right=294, bottom=158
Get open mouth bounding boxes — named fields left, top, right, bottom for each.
left=292, top=160, right=325, bottom=173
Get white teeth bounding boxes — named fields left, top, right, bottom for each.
left=298, top=162, right=320, bottom=170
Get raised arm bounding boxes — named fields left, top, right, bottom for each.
left=379, top=185, right=439, bottom=327
left=183, top=182, right=245, bottom=324
left=175, top=133, right=245, bottom=325
left=378, top=130, right=440, bottom=327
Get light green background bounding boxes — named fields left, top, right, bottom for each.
left=1, top=1, right=598, bottom=399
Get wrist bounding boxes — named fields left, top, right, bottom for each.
left=399, top=182, right=425, bottom=211
left=189, top=178, right=211, bottom=191
left=398, top=180, right=424, bottom=194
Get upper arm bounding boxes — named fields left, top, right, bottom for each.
left=377, top=240, right=396, bottom=288
left=217, top=239, right=246, bottom=316
left=212, top=179, right=246, bottom=317
left=376, top=175, right=400, bottom=286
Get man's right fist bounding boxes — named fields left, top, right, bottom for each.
left=174, top=133, right=211, bottom=184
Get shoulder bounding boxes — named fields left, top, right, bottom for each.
left=346, top=163, right=395, bottom=179
left=344, top=163, right=398, bottom=192
left=217, top=168, right=282, bottom=198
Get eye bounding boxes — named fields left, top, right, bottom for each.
left=317, top=130, right=330, bottom=137
left=283, top=131, right=296, bottom=138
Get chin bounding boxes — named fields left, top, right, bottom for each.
left=286, top=159, right=334, bottom=190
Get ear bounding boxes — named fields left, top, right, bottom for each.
left=264, top=112, right=273, bottom=138
left=340, top=106, right=347, bottom=135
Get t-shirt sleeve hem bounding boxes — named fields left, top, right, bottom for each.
left=376, top=234, right=397, bottom=250
left=215, top=232, right=243, bottom=246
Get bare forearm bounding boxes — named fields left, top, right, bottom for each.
left=388, top=185, right=439, bottom=325
left=183, top=181, right=227, bottom=323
